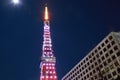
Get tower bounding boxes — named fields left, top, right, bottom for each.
left=40, top=5, right=58, bottom=80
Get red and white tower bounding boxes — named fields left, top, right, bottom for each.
left=40, top=5, right=58, bottom=80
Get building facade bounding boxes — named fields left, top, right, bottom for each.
left=40, top=6, right=57, bottom=80
left=62, top=32, right=120, bottom=80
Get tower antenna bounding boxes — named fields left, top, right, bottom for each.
left=44, top=4, right=49, bottom=21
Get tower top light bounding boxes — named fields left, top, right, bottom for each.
left=44, top=5, right=49, bottom=21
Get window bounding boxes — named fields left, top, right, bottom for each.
left=81, top=62, right=83, bottom=65
left=75, top=73, right=77, bottom=75
left=90, top=59, right=92, bottom=63
left=91, top=64, right=94, bottom=68
left=114, top=61, right=119, bottom=66
left=87, top=74, right=89, bottom=77
left=83, top=60, right=85, bottom=63
left=102, top=43, right=105, bottom=47
left=83, top=71, right=85, bottom=74
left=89, top=67, right=91, bottom=70
left=109, top=36, right=113, bottom=40
left=82, top=67, right=84, bottom=70
left=95, top=50, right=97, bottom=53
left=96, top=67, right=99, bottom=71
left=98, top=59, right=101, bottom=63
left=111, top=41, right=115, bottom=45
left=105, top=67, right=109, bottom=72
left=84, top=64, right=87, bottom=68
left=102, top=70, right=105, bottom=74
left=80, top=73, right=82, bottom=76
left=107, top=44, right=111, bottom=49
left=89, top=55, right=91, bottom=58
left=116, top=52, right=120, bottom=56
left=105, top=53, right=109, bottom=58
left=92, top=52, right=94, bottom=56
left=117, top=67, right=120, bottom=73
left=94, top=75, right=97, bottom=79
left=108, top=74, right=112, bottom=79
left=100, top=51, right=103, bottom=55
left=87, top=62, right=89, bottom=65
left=86, top=57, right=88, bottom=61
left=93, top=57, right=96, bottom=61
left=96, top=54, right=99, bottom=58
left=103, top=61, right=107, bottom=66
left=98, top=46, right=101, bottom=50
left=110, top=64, right=114, bottom=69
left=91, top=77, right=93, bottom=80
left=93, top=70, right=96, bottom=73
left=76, top=67, right=78, bottom=69
left=114, top=46, right=118, bottom=51
left=74, top=69, right=76, bottom=71
left=76, top=77, right=78, bottom=80
left=95, top=62, right=98, bottom=65
left=102, top=56, right=105, bottom=60
left=103, top=48, right=107, bottom=52
left=84, top=76, right=86, bottom=80
left=112, top=55, right=116, bottom=60
left=105, top=39, right=109, bottom=44
left=79, top=69, right=81, bottom=72
left=107, top=58, right=111, bottom=63
left=90, top=72, right=92, bottom=76
left=109, top=50, right=113, bottom=54
left=100, top=64, right=103, bottom=68
left=104, top=76, right=107, bottom=80
left=112, top=71, right=117, bottom=76
left=86, top=69, right=88, bottom=73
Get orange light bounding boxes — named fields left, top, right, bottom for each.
left=45, top=6, right=49, bottom=20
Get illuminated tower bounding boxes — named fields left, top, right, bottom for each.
left=40, top=5, right=58, bottom=80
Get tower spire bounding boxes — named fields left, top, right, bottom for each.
left=44, top=4, right=50, bottom=26
left=44, top=4, right=49, bottom=21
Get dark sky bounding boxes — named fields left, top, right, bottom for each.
left=1, top=0, right=120, bottom=80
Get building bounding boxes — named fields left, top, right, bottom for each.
left=40, top=5, right=57, bottom=80
left=62, top=32, right=120, bottom=80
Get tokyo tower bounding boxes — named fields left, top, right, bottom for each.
left=40, top=5, right=58, bottom=80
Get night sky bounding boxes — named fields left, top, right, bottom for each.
left=1, top=0, right=120, bottom=80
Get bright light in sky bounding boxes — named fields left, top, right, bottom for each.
left=12, top=0, right=20, bottom=4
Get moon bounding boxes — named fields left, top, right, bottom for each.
left=12, top=0, right=20, bottom=4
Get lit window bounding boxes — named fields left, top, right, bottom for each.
left=46, top=76, right=48, bottom=78
left=53, top=71, right=55, bottom=74
left=46, top=71, right=48, bottom=73
left=54, top=76, right=57, bottom=78
left=50, top=71, right=52, bottom=74
left=50, top=76, right=53, bottom=78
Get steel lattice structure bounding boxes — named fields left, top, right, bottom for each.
left=40, top=6, right=57, bottom=80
